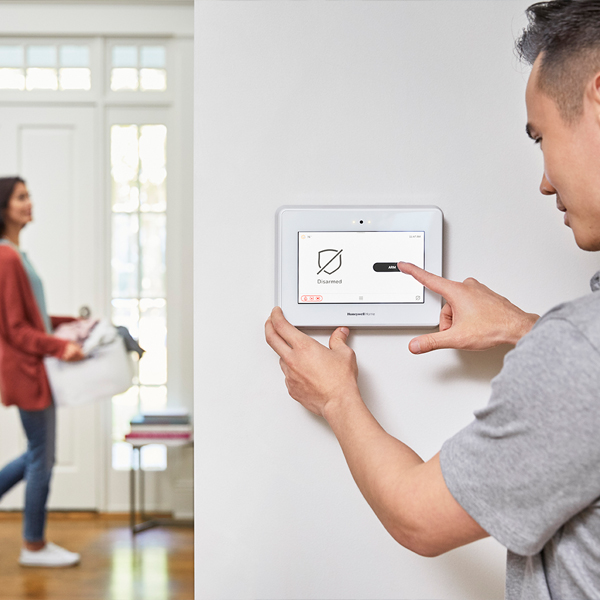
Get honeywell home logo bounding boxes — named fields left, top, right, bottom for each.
left=347, top=312, right=375, bottom=316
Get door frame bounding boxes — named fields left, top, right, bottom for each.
left=0, top=9, right=194, bottom=513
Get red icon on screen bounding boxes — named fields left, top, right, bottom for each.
left=301, top=295, right=323, bottom=302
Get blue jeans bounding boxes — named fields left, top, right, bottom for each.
left=0, top=404, right=56, bottom=542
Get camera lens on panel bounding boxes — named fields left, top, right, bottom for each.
left=360, top=220, right=363, bottom=224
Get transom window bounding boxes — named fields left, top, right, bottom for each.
left=0, top=41, right=168, bottom=93
left=0, top=44, right=91, bottom=90
left=110, top=45, right=167, bottom=92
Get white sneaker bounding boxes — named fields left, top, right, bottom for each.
left=19, top=542, right=80, bottom=567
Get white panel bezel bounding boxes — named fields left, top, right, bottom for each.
left=275, top=205, right=443, bottom=328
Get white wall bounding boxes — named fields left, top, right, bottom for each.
left=194, top=2, right=600, bottom=598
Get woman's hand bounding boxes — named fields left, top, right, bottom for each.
left=61, top=342, right=85, bottom=362
left=397, top=262, right=539, bottom=353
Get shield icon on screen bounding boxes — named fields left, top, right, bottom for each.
left=317, top=249, right=343, bottom=275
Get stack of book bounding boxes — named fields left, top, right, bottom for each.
left=125, top=409, right=193, bottom=446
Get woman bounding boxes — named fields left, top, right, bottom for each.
left=0, top=176, right=84, bottom=567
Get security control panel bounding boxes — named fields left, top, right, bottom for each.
left=275, top=205, right=443, bottom=327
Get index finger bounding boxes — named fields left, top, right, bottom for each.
left=397, top=262, right=456, bottom=299
left=269, top=306, right=308, bottom=349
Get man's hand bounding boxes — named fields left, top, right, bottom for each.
left=61, top=341, right=85, bottom=362
left=398, top=262, right=539, bottom=354
left=265, top=307, right=488, bottom=556
left=265, top=307, right=359, bottom=417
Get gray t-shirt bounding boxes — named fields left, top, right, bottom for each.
left=440, top=276, right=600, bottom=600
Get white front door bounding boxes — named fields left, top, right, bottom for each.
left=0, top=105, right=101, bottom=509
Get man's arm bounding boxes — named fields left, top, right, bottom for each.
left=397, top=262, right=539, bottom=354
left=325, top=399, right=488, bottom=556
left=265, top=307, right=488, bottom=557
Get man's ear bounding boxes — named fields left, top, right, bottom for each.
left=590, top=71, right=600, bottom=123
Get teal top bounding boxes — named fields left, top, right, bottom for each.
left=0, top=239, right=52, bottom=333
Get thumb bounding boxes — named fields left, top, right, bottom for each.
left=329, top=326, right=350, bottom=350
left=408, top=329, right=455, bottom=354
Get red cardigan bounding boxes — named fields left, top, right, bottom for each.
left=0, top=244, right=74, bottom=411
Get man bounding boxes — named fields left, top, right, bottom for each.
left=265, top=1, right=600, bottom=598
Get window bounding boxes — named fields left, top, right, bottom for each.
left=111, top=124, right=168, bottom=470
left=111, top=45, right=167, bottom=92
left=0, top=43, right=91, bottom=91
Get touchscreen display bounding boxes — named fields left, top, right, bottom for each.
left=298, top=231, right=425, bottom=304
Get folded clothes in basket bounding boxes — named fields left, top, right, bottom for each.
left=46, top=318, right=135, bottom=407
left=52, top=318, right=99, bottom=347
left=54, top=318, right=143, bottom=357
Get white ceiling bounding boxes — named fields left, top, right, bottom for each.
left=0, top=0, right=193, bottom=5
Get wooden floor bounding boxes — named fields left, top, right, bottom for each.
left=0, top=512, right=194, bottom=600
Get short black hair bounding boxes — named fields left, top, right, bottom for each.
left=516, top=0, right=600, bottom=122
left=0, top=177, right=26, bottom=237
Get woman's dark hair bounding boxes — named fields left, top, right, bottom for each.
left=516, top=0, right=600, bottom=122
left=0, top=177, right=26, bottom=237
